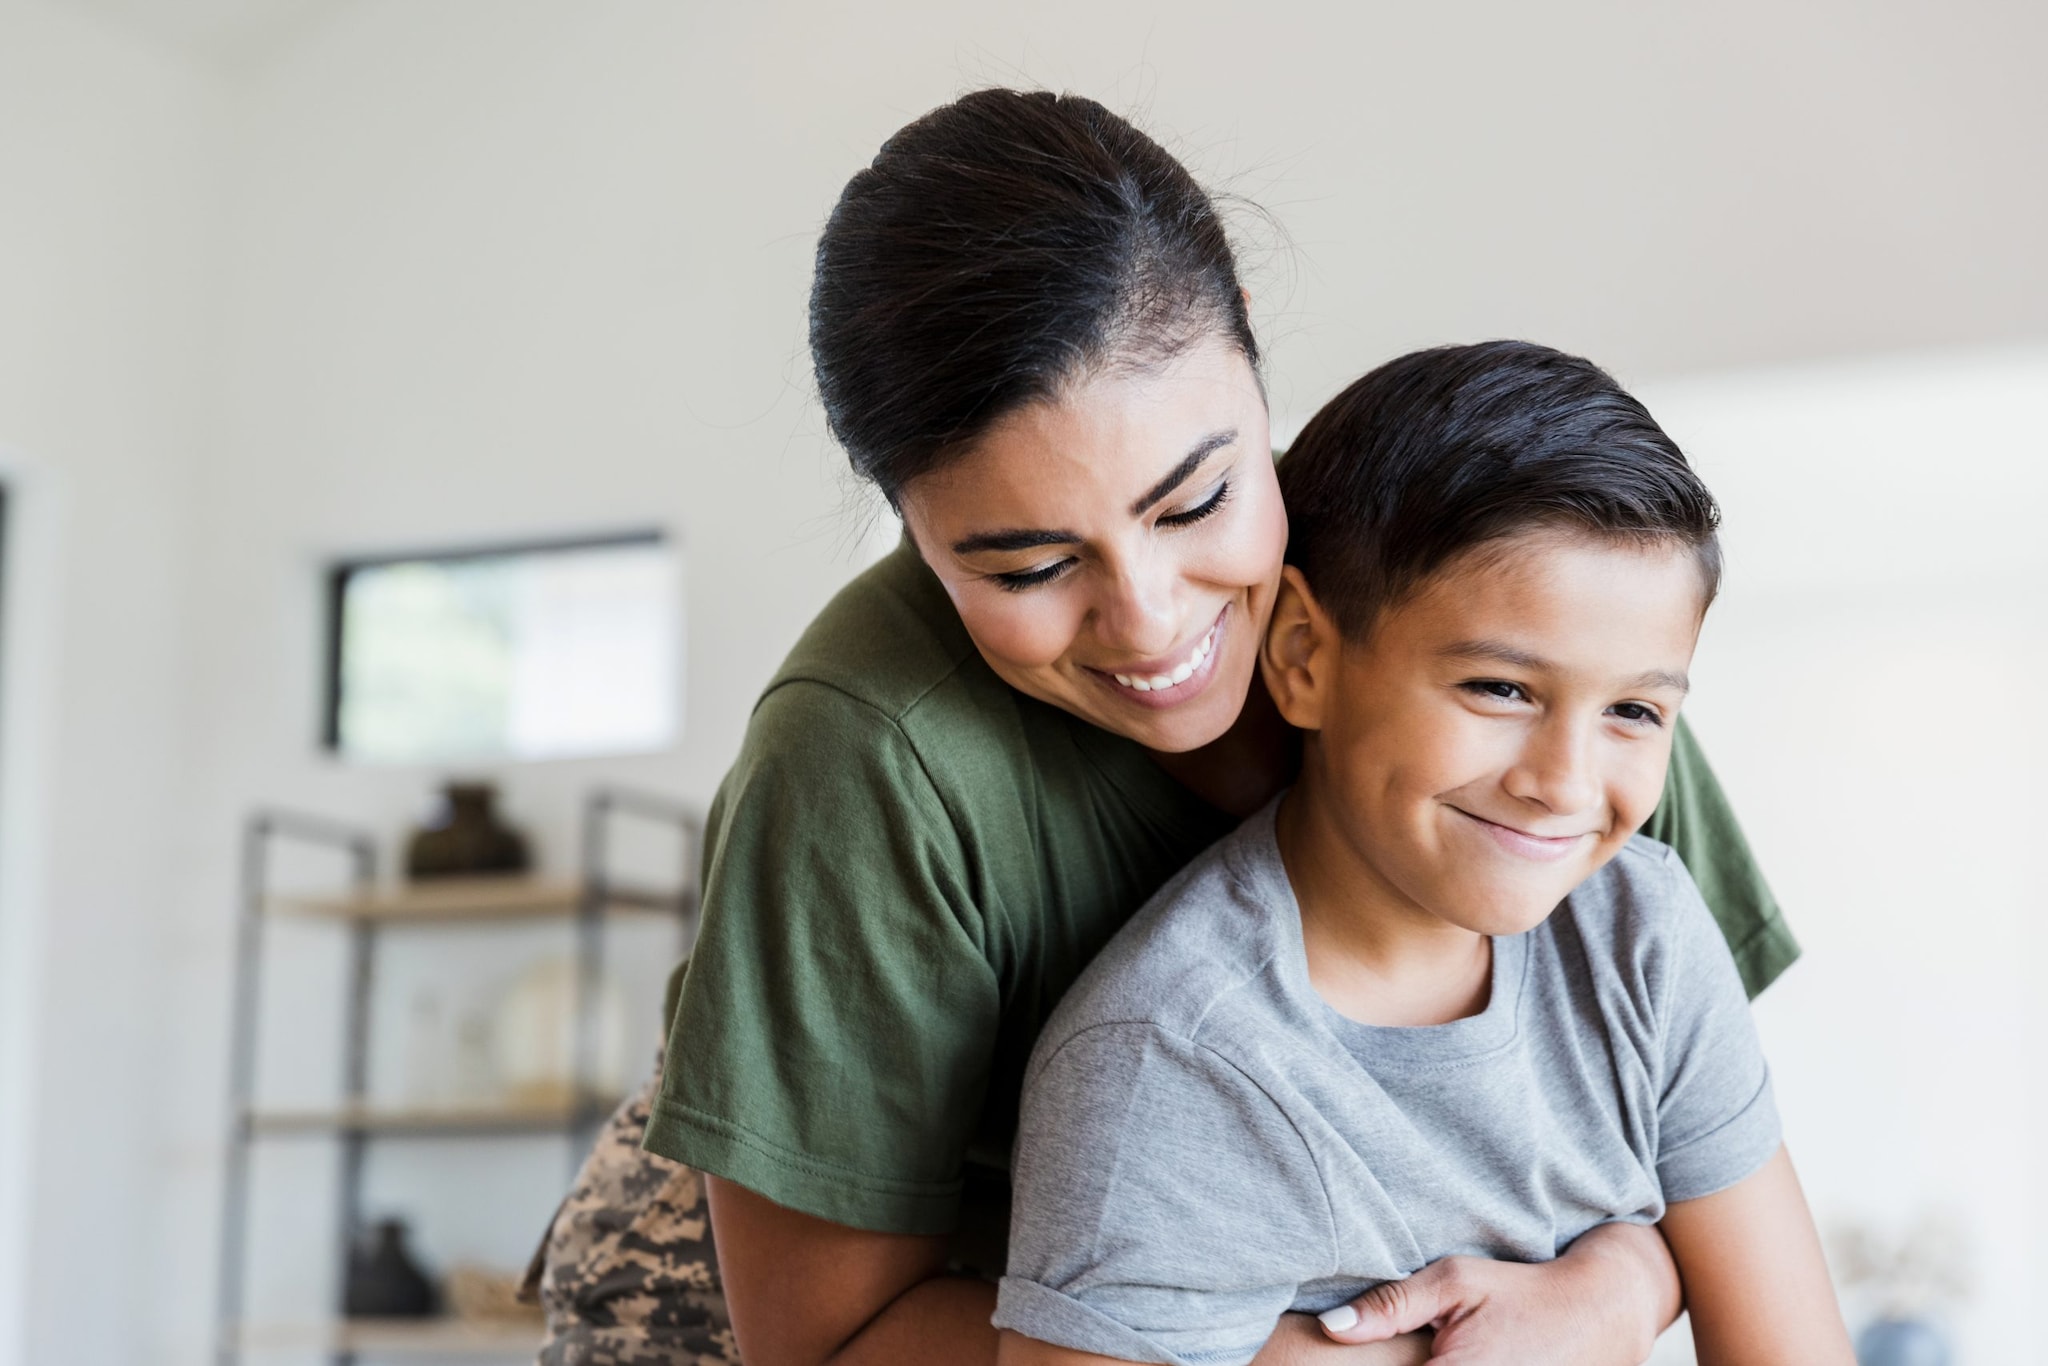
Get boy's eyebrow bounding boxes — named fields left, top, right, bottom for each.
left=1439, top=640, right=1548, bottom=672
left=1438, top=640, right=1691, bottom=694
left=950, top=429, right=1239, bottom=556
left=1629, top=668, right=1692, bottom=695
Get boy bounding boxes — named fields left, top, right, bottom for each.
left=991, top=342, right=1852, bottom=1366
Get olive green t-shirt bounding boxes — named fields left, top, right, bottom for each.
left=644, top=542, right=1800, bottom=1243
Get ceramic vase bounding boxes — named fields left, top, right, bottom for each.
left=342, top=1218, right=438, bottom=1318
left=405, top=781, right=530, bottom=879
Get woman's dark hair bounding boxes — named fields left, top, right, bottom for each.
left=1278, top=340, right=1722, bottom=640
left=809, top=88, right=1258, bottom=505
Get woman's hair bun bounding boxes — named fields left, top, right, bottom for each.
left=809, top=88, right=1258, bottom=503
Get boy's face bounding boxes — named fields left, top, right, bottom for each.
left=1267, top=530, right=1706, bottom=938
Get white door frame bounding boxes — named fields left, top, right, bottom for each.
left=0, top=445, right=66, bottom=1366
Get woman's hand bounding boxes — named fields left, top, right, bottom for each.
left=1314, top=1221, right=1681, bottom=1366
left=1000, top=1320, right=1431, bottom=1366
left=1252, top=1316, right=1432, bottom=1365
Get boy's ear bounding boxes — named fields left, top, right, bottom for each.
left=1260, top=565, right=1339, bottom=731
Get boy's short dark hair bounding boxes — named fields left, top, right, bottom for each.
left=1278, top=340, right=1722, bottom=640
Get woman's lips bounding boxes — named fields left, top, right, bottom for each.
left=1453, top=807, right=1595, bottom=863
left=1087, top=606, right=1229, bottom=710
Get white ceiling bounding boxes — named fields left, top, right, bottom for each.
left=57, top=0, right=343, bottom=71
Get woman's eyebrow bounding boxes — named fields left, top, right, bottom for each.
left=1129, top=429, right=1238, bottom=516
left=951, top=527, right=1076, bottom=556
left=950, top=428, right=1240, bottom=557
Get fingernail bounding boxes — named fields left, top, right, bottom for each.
left=1318, top=1305, right=1360, bottom=1333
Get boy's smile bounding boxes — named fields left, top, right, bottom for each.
left=1265, top=530, right=1708, bottom=1022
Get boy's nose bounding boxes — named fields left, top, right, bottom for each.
left=1503, top=723, right=1602, bottom=818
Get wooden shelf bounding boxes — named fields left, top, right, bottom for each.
left=267, top=874, right=686, bottom=924
left=248, top=1096, right=620, bottom=1138
left=234, top=1316, right=541, bottom=1356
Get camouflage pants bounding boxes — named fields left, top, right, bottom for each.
left=523, top=1053, right=740, bottom=1364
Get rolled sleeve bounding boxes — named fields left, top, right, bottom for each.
left=1656, top=1066, right=1782, bottom=1203
left=994, top=1279, right=1185, bottom=1365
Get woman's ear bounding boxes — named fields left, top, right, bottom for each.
left=1260, top=565, right=1337, bottom=731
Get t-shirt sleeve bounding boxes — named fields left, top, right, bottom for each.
left=643, top=680, right=999, bottom=1236
left=996, top=1024, right=1330, bottom=1366
left=1650, top=858, right=1785, bottom=1204
left=1641, top=717, right=1801, bottom=999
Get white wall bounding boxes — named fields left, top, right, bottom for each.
left=1, top=0, right=2044, bottom=1361
left=0, top=3, right=227, bottom=1362
left=1637, top=350, right=2048, bottom=1361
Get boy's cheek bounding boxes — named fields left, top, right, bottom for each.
left=1610, top=747, right=1677, bottom=838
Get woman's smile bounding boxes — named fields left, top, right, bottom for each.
left=1089, top=605, right=1227, bottom=706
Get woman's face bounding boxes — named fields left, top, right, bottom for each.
left=898, top=335, right=1287, bottom=754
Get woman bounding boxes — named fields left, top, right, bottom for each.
left=530, top=89, right=1798, bottom=1366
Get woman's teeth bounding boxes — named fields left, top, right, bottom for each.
left=1112, top=624, right=1216, bottom=693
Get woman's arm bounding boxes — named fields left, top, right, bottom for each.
left=1657, top=1147, right=1853, bottom=1366
left=998, top=1324, right=1433, bottom=1366
left=714, top=1176, right=1430, bottom=1366
left=717, top=1174, right=1681, bottom=1366
left=709, top=1176, right=997, bottom=1366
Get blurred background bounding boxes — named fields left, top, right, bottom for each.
left=1, top=0, right=2043, bottom=1362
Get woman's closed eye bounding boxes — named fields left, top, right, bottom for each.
left=1158, top=478, right=1231, bottom=528
left=991, top=558, right=1076, bottom=592
left=989, top=479, right=1233, bottom=591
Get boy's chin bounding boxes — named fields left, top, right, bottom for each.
left=1440, top=883, right=1572, bottom=938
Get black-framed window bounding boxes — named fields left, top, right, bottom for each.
left=322, top=529, right=680, bottom=764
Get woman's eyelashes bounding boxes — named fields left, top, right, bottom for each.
left=992, top=558, right=1076, bottom=592
left=1159, top=478, right=1231, bottom=527
left=987, top=479, right=1235, bottom=591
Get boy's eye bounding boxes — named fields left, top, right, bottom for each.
left=1607, top=701, right=1665, bottom=727
left=1460, top=680, right=1529, bottom=704
left=1158, top=479, right=1232, bottom=528
left=992, top=558, right=1075, bottom=592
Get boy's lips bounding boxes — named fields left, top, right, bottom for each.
left=1086, top=606, right=1229, bottom=711
left=1451, top=807, right=1596, bottom=863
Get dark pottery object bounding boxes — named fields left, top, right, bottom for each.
left=1856, top=1317, right=1951, bottom=1366
left=342, top=1217, right=438, bottom=1318
left=406, top=781, right=530, bottom=879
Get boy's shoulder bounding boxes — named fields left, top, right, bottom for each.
left=1550, top=831, right=1723, bottom=990
left=1029, top=803, right=1297, bottom=1071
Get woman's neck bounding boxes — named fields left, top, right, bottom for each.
left=1272, top=779, right=1493, bottom=1028
left=1144, top=673, right=1298, bottom=818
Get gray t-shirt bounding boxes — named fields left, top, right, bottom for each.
left=995, top=800, right=1781, bottom=1366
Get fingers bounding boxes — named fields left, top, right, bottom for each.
left=1317, top=1261, right=1463, bottom=1344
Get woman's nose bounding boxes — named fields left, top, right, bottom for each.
left=1092, top=561, right=1181, bottom=657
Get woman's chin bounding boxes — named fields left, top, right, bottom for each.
left=1093, top=674, right=1248, bottom=754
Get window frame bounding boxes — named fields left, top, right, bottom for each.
left=319, top=526, right=672, bottom=758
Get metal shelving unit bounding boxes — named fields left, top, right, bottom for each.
left=214, top=787, right=700, bottom=1365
